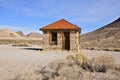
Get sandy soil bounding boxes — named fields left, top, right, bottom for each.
left=0, top=45, right=120, bottom=80
left=0, top=45, right=69, bottom=79
left=82, top=50, right=120, bottom=65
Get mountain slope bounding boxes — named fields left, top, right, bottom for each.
left=16, top=31, right=25, bottom=37
left=81, top=18, right=120, bottom=51
left=26, top=32, right=42, bottom=38
left=0, top=29, right=22, bottom=37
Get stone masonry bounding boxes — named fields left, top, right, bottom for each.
left=42, top=30, right=80, bottom=51
left=40, top=19, right=81, bottom=52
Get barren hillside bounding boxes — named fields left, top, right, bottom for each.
left=0, top=29, right=22, bottom=37
left=16, top=31, right=25, bottom=37
left=0, top=29, right=43, bottom=45
left=81, top=18, right=120, bottom=51
left=26, top=32, right=42, bottom=38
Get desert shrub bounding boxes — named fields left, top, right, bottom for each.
left=67, top=54, right=90, bottom=64
left=12, top=42, right=30, bottom=47
left=13, top=54, right=120, bottom=80
left=14, top=68, right=42, bottom=80
left=103, top=48, right=109, bottom=51
left=13, top=61, right=84, bottom=80
left=103, top=48, right=120, bottom=52
left=66, top=54, right=117, bottom=73
left=91, top=61, right=107, bottom=72
left=93, top=54, right=117, bottom=69
left=114, top=49, right=120, bottom=52
left=66, top=55, right=75, bottom=61
left=13, top=61, right=120, bottom=80
left=37, top=61, right=84, bottom=80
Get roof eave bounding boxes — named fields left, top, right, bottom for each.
left=40, top=28, right=81, bottom=31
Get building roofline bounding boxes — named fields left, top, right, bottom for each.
left=40, top=19, right=81, bottom=31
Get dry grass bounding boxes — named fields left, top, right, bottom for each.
left=13, top=67, right=42, bottom=80
left=13, top=54, right=120, bottom=80
left=91, top=54, right=117, bottom=69
left=0, top=39, right=43, bottom=45
left=81, top=45, right=120, bottom=52
left=12, top=42, right=30, bottom=47
left=103, top=48, right=120, bottom=52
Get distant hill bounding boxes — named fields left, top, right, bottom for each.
left=0, top=29, right=22, bottom=37
left=0, top=29, right=43, bottom=45
left=16, top=31, right=24, bottom=37
left=26, top=32, right=42, bottom=38
left=0, top=29, right=42, bottom=39
left=81, top=18, right=120, bottom=51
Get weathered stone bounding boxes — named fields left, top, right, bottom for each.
left=42, top=30, right=80, bottom=52
left=40, top=19, right=81, bottom=52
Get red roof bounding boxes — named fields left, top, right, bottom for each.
left=40, top=19, right=81, bottom=31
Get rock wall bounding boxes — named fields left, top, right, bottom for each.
left=43, top=30, right=80, bottom=51
left=43, top=31, right=62, bottom=50
left=70, top=31, right=80, bottom=51
left=42, top=31, right=50, bottom=50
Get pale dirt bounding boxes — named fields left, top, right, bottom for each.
left=0, top=45, right=120, bottom=80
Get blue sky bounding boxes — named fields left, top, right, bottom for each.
left=0, top=0, right=120, bottom=34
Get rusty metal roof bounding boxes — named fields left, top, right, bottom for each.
left=40, top=19, right=81, bottom=31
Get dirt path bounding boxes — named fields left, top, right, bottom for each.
left=0, top=45, right=69, bottom=80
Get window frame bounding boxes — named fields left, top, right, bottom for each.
left=50, top=32, right=58, bottom=45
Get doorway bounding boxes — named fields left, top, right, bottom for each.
left=63, top=32, right=70, bottom=50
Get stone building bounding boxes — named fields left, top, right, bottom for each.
left=40, top=19, right=81, bottom=51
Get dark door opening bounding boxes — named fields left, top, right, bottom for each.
left=64, top=32, right=70, bottom=50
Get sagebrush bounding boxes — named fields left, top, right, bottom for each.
left=14, top=54, right=120, bottom=80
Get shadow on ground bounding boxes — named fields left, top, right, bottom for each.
left=23, top=48, right=43, bottom=51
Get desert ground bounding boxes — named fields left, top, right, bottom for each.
left=0, top=44, right=120, bottom=80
